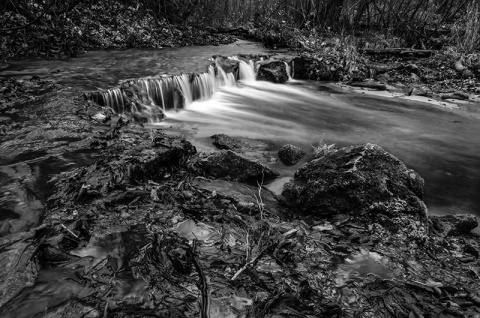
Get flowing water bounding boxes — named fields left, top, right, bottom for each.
left=2, top=39, right=480, bottom=317
left=0, top=40, right=268, bottom=91
left=2, top=38, right=480, bottom=225
left=155, top=78, right=480, bottom=221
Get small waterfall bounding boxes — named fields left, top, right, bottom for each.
left=239, top=60, right=256, bottom=81
left=193, top=66, right=216, bottom=100
left=89, top=88, right=126, bottom=113
left=285, top=62, right=292, bottom=81
left=291, top=59, right=295, bottom=79
left=230, top=56, right=256, bottom=81
left=217, top=65, right=236, bottom=87
left=86, top=56, right=261, bottom=122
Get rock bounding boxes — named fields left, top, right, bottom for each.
left=200, top=150, right=278, bottom=183
left=213, top=56, right=240, bottom=75
left=408, top=86, right=432, bottom=97
left=49, top=132, right=196, bottom=204
left=91, top=112, right=107, bottom=123
left=210, top=134, right=274, bottom=163
left=277, top=144, right=306, bottom=165
left=282, top=143, right=428, bottom=227
left=256, top=61, right=288, bottom=83
left=430, top=214, right=478, bottom=236
left=289, top=57, right=319, bottom=80
left=211, top=134, right=268, bottom=153
left=212, top=134, right=244, bottom=151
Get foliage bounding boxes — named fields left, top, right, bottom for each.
left=1, top=0, right=479, bottom=60
left=0, top=0, right=234, bottom=60
left=226, top=0, right=479, bottom=53
left=450, top=1, right=480, bottom=53
left=311, top=133, right=336, bottom=158
left=155, top=0, right=479, bottom=52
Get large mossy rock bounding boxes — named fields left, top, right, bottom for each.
left=282, top=143, right=427, bottom=225
left=257, top=61, right=288, bottom=83
left=200, top=150, right=278, bottom=183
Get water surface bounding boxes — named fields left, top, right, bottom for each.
left=157, top=80, right=480, bottom=221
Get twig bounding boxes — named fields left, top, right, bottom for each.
left=231, top=245, right=269, bottom=281
left=245, top=230, right=250, bottom=260
left=254, top=169, right=265, bottom=219
left=187, top=240, right=210, bottom=318
left=61, top=223, right=79, bottom=238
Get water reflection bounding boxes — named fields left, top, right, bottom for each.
left=334, top=249, right=392, bottom=287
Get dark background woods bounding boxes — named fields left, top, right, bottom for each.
left=0, top=0, right=479, bottom=59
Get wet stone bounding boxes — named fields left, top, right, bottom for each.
left=277, top=144, right=306, bottom=165
left=210, top=134, right=275, bottom=164
left=211, top=133, right=245, bottom=152
left=210, top=133, right=270, bottom=153
left=282, top=143, right=428, bottom=228
left=256, top=60, right=288, bottom=83
left=199, top=150, right=279, bottom=183
left=48, top=131, right=196, bottom=204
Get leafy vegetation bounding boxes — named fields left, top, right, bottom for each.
left=0, top=0, right=234, bottom=60
left=1, top=0, right=479, bottom=62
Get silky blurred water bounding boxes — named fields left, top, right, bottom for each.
left=156, top=80, right=480, bottom=221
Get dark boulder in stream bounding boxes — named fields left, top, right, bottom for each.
left=256, top=60, right=288, bottom=83
left=211, top=133, right=270, bottom=154
left=282, top=143, right=428, bottom=229
left=211, top=133, right=246, bottom=152
left=277, top=144, right=306, bottom=165
left=199, top=150, right=278, bottom=183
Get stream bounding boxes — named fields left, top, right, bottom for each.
left=1, top=39, right=480, bottom=317
left=1, top=38, right=480, bottom=229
